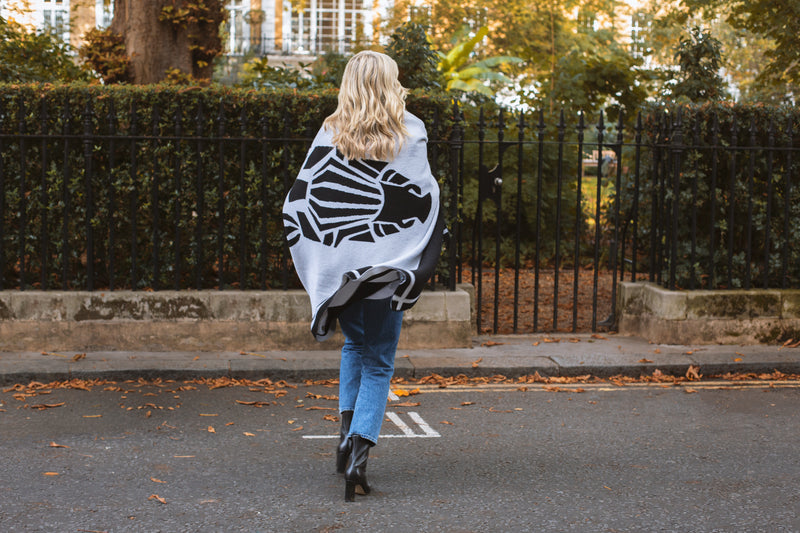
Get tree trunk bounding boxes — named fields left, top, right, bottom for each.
left=110, top=0, right=225, bottom=84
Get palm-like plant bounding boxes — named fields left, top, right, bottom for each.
left=437, top=26, right=522, bottom=96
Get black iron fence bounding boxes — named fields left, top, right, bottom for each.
left=461, top=104, right=800, bottom=334
left=0, top=89, right=458, bottom=293
left=1, top=94, right=798, bottom=333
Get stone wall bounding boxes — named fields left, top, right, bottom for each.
left=617, top=282, right=800, bottom=344
left=0, top=287, right=473, bottom=352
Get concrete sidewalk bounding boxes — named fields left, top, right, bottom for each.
left=1, top=333, right=799, bottom=385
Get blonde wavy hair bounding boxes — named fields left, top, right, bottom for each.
left=323, top=51, right=409, bottom=161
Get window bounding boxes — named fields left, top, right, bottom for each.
left=288, top=0, right=368, bottom=54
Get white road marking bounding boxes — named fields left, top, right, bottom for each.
left=408, top=411, right=440, bottom=437
left=388, top=391, right=400, bottom=401
left=385, top=412, right=415, bottom=436
left=303, top=411, right=441, bottom=439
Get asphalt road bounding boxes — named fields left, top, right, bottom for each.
left=1, top=378, right=799, bottom=532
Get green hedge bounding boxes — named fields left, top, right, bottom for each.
left=0, top=84, right=458, bottom=290
left=633, top=102, right=800, bottom=289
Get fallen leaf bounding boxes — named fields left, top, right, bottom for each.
left=291, top=426, right=304, bottom=431
left=471, top=357, right=483, bottom=368
left=226, top=422, right=235, bottom=426
left=532, top=341, right=540, bottom=346
left=323, top=414, right=339, bottom=422
left=461, top=401, right=475, bottom=406
left=393, top=401, right=420, bottom=407
left=207, top=426, right=216, bottom=433
left=488, top=407, right=513, bottom=412
left=604, top=485, right=613, bottom=491
left=173, top=455, right=195, bottom=458
left=684, top=388, right=698, bottom=394
left=653, top=348, right=661, bottom=354
left=235, top=400, right=271, bottom=407
left=30, top=402, right=65, bottom=410
left=734, top=358, right=743, bottom=362
left=82, top=414, right=102, bottom=418
left=43, top=472, right=60, bottom=476
left=591, top=334, right=608, bottom=340
left=240, top=351, right=266, bottom=358
left=685, top=350, right=694, bottom=355
left=543, top=337, right=560, bottom=343
left=243, top=432, right=255, bottom=437
left=148, top=494, right=167, bottom=504
left=150, top=477, right=166, bottom=484
left=305, top=406, right=336, bottom=411
left=72, top=353, right=86, bottom=362
left=192, top=356, right=200, bottom=361
left=392, top=388, right=420, bottom=397
left=49, top=441, right=70, bottom=448
left=481, top=341, right=504, bottom=347
left=199, top=413, right=218, bottom=417
left=782, top=339, right=794, bottom=347
left=569, top=338, right=581, bottom=343
left=638, top=358, right=654, bottom=364
left=440, top=420, right=453, bottom=425
left=686, top=365, right=702, bottom=381
left=305, top=392, right=338, bottom=401
left=42, top=351, right=69, bottom=358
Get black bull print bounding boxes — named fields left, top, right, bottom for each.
left=284, top=146, right=432, bottom=248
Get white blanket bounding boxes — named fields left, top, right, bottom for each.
left=282, top=111, right=443, bottom=340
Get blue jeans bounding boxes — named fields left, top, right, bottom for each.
left=338, top=298, right=404, bottom=445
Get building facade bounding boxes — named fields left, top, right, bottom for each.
left=1, top=0, right=386, bottom=57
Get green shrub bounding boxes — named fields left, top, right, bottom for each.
left=0, top=84, right=457, bottom=290
left=631, top=102, right=800, bottom=289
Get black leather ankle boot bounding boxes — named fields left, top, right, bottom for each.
left=344, top=435, right=372, bottom=502
left=336, top=410, right=354, bottom=474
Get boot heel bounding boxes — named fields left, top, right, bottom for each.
left=345, top=481, right=356, bottom=502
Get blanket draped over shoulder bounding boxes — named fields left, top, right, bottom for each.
left=282, top=112, right=443, bottom=341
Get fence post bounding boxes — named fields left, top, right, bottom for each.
left=708, top=111, right=719, bottom=289
left=668, top=107, right=683, bottom=290
left=552, top=110, right=566, bottom=332
left=764, top=116, right=776, bottom=289
left=630, top=112, right=643, bottom=282
left=744, top=114, right=757, bottom=289
left=447, top=100, right=463, bottom=292
left=591, top=110, right=605, bottom=330
left=726, top=115, right=738, bottom=289
left=512, top=110, right=526, bottom=332
left=782, top=117, right=793, bottom=288
left=82, top=102, right=95, bottom=291
left=533, top=109, right=545, bottom=332
left=127, top=100, right=139, bottom=289
left=17, top=104, right=28, bottom=290
left=600, top=110, right=624, bottom=327
left=39, top=98, right=50, bottom=290
left=572, top=112, right=586, bottom=332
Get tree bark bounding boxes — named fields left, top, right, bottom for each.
left=110, top=0, right=225, bottom=84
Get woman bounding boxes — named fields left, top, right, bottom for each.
left=282, top=50, right=443, bottom=502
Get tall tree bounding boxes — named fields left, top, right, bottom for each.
left=726, top=0, right=800, bottom=91
left=107, top=0, right=227, bottom=83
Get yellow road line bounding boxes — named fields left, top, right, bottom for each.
left=403, top=380, right=800, bottom=394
